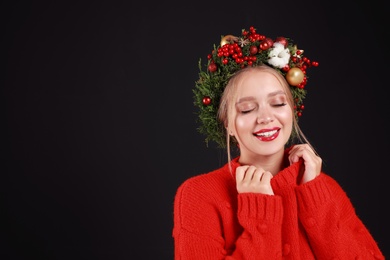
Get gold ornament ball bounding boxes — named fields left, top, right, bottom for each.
left=220, top=35, right=238, bottom=46
left=286, top=67, right=304, bottom=86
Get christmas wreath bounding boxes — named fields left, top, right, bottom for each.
left=193, top=26, right=319, bottom=148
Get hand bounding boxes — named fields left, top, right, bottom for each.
left=288, top=144, right=322, bottom=184
left=236, top=165, right=274, bottom=195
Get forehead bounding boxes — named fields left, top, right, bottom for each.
left=236, top=70, right=285, bottom=97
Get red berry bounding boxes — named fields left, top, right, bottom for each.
left=275, top=36, right=288, bottom=47
left=249, top=45, right=258, bottom=55
left=259, top=38, right=274, bottom=50
left=208, top=63, right=217, bottom=72
left=202, top=96, right=211, bottom=105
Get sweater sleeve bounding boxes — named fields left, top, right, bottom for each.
left=173, top=177, right=284, bottom=259
left=295, top=174, right=384, bottom=259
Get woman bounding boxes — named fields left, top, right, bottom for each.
left=173, top=27, right=384, bottom=259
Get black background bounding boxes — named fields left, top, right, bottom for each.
left=3, top=0, right=388, bottom=259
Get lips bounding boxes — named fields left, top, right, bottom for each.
left=253, top=128, right=280, bottom=141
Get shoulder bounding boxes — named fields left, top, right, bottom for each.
left=176, top=164, right=232, bottom=196
left=173, top=161, right=239, bottom=238
left=299, top=172, right=352, bottom=203
left=318, top=172, right=345, bottom=190
left=174, top=159, right=239, bottom=204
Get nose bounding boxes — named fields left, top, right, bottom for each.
left=256, top=108, right=274, bottom=124
left=257, top=117, right=273, bottom=124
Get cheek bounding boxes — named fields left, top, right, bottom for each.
left=235, top=114, right=256, bottom=130
left=277, top=108, right=293, bottom=125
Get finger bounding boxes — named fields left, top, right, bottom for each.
left=288, top=144, right=311, bottom=164
left=288, top=145, right=300, bottom=164
left=243, top=166, right=257, bottom=182
left=236, top=166, right=249, bottom=182
left=289, top=150, right=301, bottom=164
left=253, top=169, right=264, bottom=182
left=260, top=171, right=273, bottom=183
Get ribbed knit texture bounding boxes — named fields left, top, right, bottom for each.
left=173, top=148, right=384, bottom=259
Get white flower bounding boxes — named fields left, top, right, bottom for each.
left=267, top=42, right=290, bottom=68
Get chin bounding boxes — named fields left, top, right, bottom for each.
left=256, top=140, right=286, bottom=155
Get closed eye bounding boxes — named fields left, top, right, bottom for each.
left=241, top=109, right=254, bottom=114
left=273, top=103, right=287, bottom=107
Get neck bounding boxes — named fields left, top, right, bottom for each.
left=238, top=148, right=285, bottom=176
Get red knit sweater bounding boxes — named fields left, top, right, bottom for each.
left=173, top=153, right=384, bottom=259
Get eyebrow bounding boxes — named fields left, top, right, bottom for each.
left=236, top=90, right=286, bottom=104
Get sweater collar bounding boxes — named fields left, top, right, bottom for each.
left=226, top=147, right=303, bottom=190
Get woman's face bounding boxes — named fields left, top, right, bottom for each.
left=231, top=70, right=293, bottom=158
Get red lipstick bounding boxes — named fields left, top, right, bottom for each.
left=253, top=127, right=280, bottom=142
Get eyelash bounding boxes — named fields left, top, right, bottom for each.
left=240, top=103, right=286, bottom=114
left=241, top=110, right=252, bottom=114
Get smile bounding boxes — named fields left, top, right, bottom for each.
left=253, top=128, right=280, bottom=141
left=254, top=129, right=278, bottom=137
